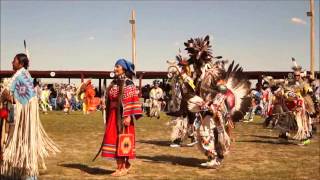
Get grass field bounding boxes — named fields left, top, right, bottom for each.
left=38, top=111, right=319, bottom=180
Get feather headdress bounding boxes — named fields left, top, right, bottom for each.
left=24, top=40, right=31, bottom=59
left=291, top=57, right=302, bottom=72
left=184, top=35, right=213, bottom=66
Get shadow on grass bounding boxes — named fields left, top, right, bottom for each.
left=237, top=139, right=296, bottom=145
left=248, top=135, right=279, bottom=140
left=137, top=155, right=205, bottom=168
left=244, top=122, right=264, bottom=126
left=59, top=163, right=113, bottom=175
left=137, top=140, right=171, bottom=147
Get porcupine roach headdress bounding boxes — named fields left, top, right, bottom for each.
left=175, top=49, right=192, bottom=77
left=184, top=35, right=213, bottom=69
left=291, top=57, right=302, bottom=72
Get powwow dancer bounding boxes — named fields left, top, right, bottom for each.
left=188, top=60, right=250, bottom=167
left=270, top=84, right=310, bottom=145
left=166, top=55, right=198, bottom=147
left=93, top=59, right=142, bottom=177
left=167, top=35, right=250, bottom=167
left=267, top=58, right=314, bottom=145
left=260, top=80, right=274, bottom=126
left=77, top=80, right=100, bottom=114
left=149, top=80, right=164, bottom=119
left=187, top=36, right=250, bottom=167
left=0, top=79, right=14, bottom=162
left=260, top=76, right=286, bottom=128
left=40, top=85, right=52, bottom=114
left=261, top=81, right=273, bottom=118
left=63, top=94, right=71, bottom=114
left=76, top=84, right=87, bottom=114
left=244, top=87, right=263, bottom=122
left=0, top=53, right=59, bottom=180
left=0, top=88, right=10, bottom=161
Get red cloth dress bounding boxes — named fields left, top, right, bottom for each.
left=101, top=82, right=142, bottom=159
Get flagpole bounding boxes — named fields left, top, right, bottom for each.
left=307, top=0, right=315, bottom=79
left=129, top=10, right=136, bottom=73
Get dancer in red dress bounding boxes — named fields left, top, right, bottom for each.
left=101, top=59, right=142, bottom=176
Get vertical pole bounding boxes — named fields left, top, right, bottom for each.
left=257, top=75, right=263, bottom=86
left=98, top=78, right=102, bottom=97
left=103, top=78, right=107, bottom=87
left=139, top=73, right=143, bottom=97
left=81, top=73, right=84, bottom=83
left=68, top=78, right=71, bottom=85
left=309, top=0, right=315, bottom=79
left=102, top=78, right=107, bottom=97
left=130, top=10, right=136, bottom=72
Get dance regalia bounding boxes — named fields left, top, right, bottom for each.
left=0, top=104, right=9, bottom=160
left=168, top=82, right=196, bottom=146
left=101, top=78, right=142, bottom=159
left=263, top=88, right=273, bottom=118
left=1, top=68, right=59, bottom=179
left=270, top=88, right=297, bottom=134
left=260, top=88, right=269, bottom=117
left=270, top=85, right=311, bottom=142
left=82, top=80, right=101, bottom=113
left=149, top=87, right=163, bottom=118
left=167, top=62, right=197, bottom=146
left=276, top=58, right=313, bottom=142
left=167, top=35, right=250, bottom=167
left=286, top=88, right=310, bottom=141
left=85, top=81, right=97, bottom=112
left=40, top=89, right=51, bottom=113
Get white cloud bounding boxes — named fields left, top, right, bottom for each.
left=291, top=17, right=306, bottom=25
left=88, top=36, right=95, bottom=40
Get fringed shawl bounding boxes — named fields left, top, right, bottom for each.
left=1, top=68, right=60, bottom=179
left=105, top=78, right=142, bottom=133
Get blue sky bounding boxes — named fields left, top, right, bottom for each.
left=1, top=0, right=319, bottom=72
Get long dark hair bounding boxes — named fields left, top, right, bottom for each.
left=105, top=77, right=126, bottom=133
left=125, top=71, right=134, bottom=79
left=15, top=53, right=29, bottom=69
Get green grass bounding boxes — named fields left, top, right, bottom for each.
left=39, top=111, right=320, bottom=180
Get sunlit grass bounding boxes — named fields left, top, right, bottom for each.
left=39, top=111, right=319, bottom=180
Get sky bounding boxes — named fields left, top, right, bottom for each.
left=1, top=0, right=319, bottom=74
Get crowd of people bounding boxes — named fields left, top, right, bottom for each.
left=0, top=35, right=319, bottom=179
left=21, top=80, right=105, bottom=115
left=34, top=80, right=169, bottom=116
left=0, top=76, right=170, bottom=118
left=243, top=59, right=319, bottom=145
left=35, top=83, right=81, bottom=113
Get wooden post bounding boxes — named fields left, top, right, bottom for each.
left=103, top=78, right=107, bottom=87
left=81, top=73, right=84, bottom=83
left=308, top=0, right=315, bottom=79
left=68, top=78, right=71, bottom=85
left=139, top=73, right=143, bottom=97
left=129, top=10, right=137, bottom=71
left=98, top=78, right=102, bottom=97
left=257, top=75, right=263, bottom=86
